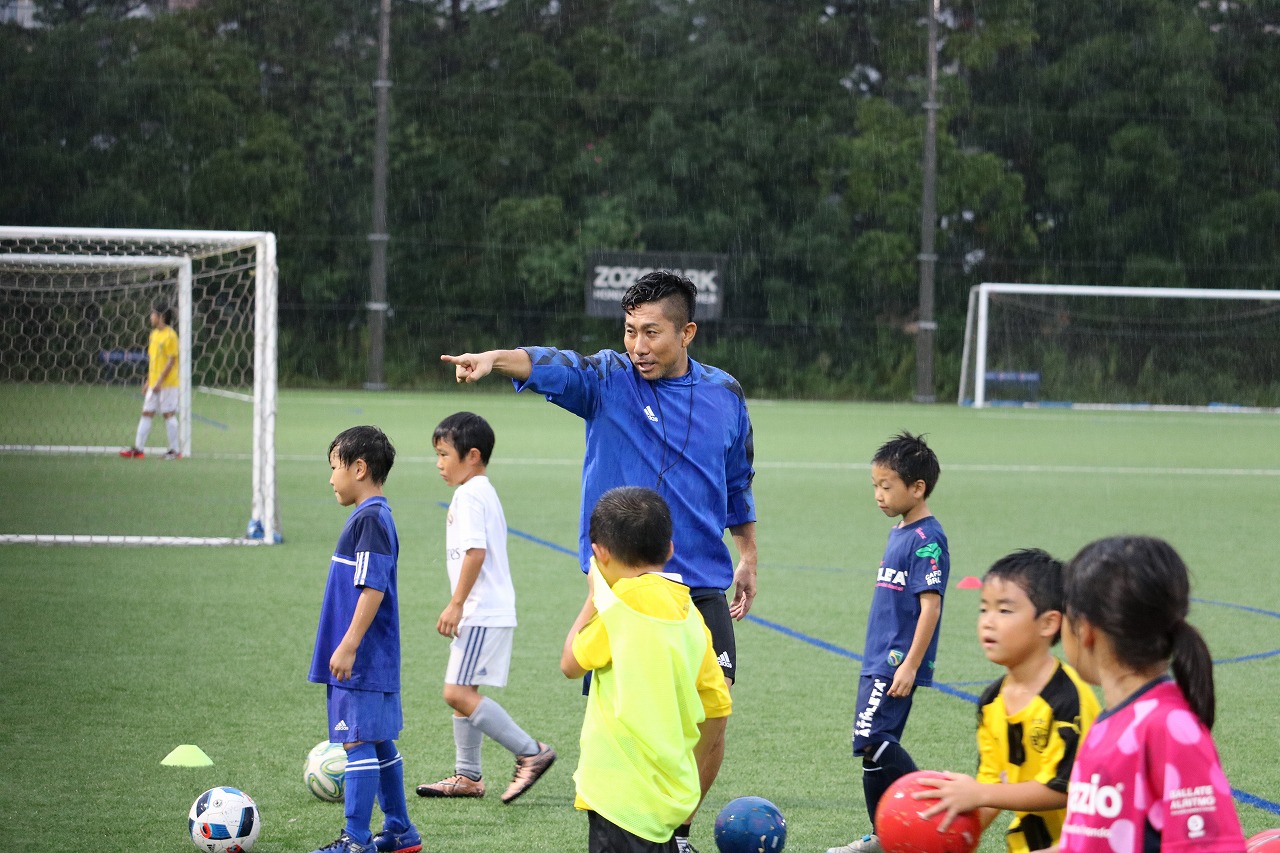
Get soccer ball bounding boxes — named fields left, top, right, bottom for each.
left=875, top=771, right=980, bottom=853
left=304, top=740, right=347, bottom=802
left=188, top=786, right=260, bottom=853
left=714, top=796, right=787, bottom=853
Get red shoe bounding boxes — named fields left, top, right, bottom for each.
left=118, top=448, right=145, bottom=458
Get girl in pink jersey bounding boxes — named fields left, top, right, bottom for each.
left=1057, top=536, right=1244, bottom=853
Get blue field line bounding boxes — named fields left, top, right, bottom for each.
left=446, top=504, right=580, bottom=557
left=191, top=412, right=228, bottom=430
left=508, top=523, right=1280, bottom=817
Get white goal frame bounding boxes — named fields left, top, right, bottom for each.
left=1, top=253, right=196, bottom=456
left=959, top=282, right=1280, bottom=411
left=0, top=226, right=280, bottom=546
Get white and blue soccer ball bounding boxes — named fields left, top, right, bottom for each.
left=188, top=786, right=260, bottom=853
left=304, top=740, right=347, bottom=802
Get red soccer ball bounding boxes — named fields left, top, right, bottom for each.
left=1248, top=828, right=1280, bottom=853
left=874, top=770, right=982, bottom=853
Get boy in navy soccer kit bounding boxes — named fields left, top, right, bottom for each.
left=308, top=426, right=421, bottom=853
left=828, top=432, right=949, bottom=853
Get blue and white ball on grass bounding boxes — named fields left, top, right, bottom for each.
left=305, top=740, right=347, bottom=802
left=714, top=796, right=787, bottom=853
left=188, top=786, right=260, bottom=853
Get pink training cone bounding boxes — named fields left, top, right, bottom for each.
left=956, top=576, right=982, bottom=590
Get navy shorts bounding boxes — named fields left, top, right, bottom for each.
left=326, top=684, right=403, bottom=745
left=851, top=673, right=915, bottom=754
left=690, top=588, right=737, bottom=684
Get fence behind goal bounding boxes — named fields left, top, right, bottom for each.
left=0, top=227, right=279, bottom=545
left=959, top=282, right=1280, bottom=412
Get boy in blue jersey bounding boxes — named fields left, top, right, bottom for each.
left=827, top=431, right=949, bottom=853
left=442, top=270, right=755, bottom=852
left=308, top=426, right=422, bottom=853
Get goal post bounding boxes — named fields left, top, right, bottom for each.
left=0, top=226, right=280, bottom=545
left=1, top=253, right=196, bottom=456
left=959, top=282, right=1280, bottom=411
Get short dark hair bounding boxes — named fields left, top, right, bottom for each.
left=984, top=548, right=1065, bottom=644
left=589, top=486, right=672, bottom=568
left=872, top=431, right=941, bottom=497
left=329, top=425, right=396, bottom=485
left=152, top=302, right=175, bottom=326
left=433, top=411, right=495, bottom=465
left=621, top=270, right=697, bottom=327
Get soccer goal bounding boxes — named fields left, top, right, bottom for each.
left=0, top=226, right=280, bottom=545
left=959, top=282, right=1280, bottom=411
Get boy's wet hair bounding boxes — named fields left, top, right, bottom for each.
left=433, top=411, right=495, bottom=465
left=589, top=486, right=672, bottom=568
left=984, top=548, right=1065, bottom=645
left=622, top=270, right=697, bottom=328
left=872, top=431, right=941, bottom=497
left=329, top=425, right=395, bottom=485
left=152, top=302, right=175, bottom=326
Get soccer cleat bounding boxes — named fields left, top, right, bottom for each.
left=309, top=832, right=375, bottom=853
left=675, top=836, right=701, bottom=853
left=118, top=447, right=145, bottom=458
left=416, top=773, right=485, bottom=798
left=826, top=834, right=884, bottom=853
left=501, top=741, right=556, bottom=803
left=372, top=825, right=423, bottom=853
left=163, top=449, right=182, bottom=460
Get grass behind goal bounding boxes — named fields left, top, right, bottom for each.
left=1, top=391, right=1278, bottom=852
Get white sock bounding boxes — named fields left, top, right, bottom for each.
left=134, top=415, right=153, bottom=450
left=165, top=417, right=179, bottom=453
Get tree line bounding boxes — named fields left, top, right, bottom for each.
left=3, top=0, right=1277, bottom=398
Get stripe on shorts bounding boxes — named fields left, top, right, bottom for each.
left=458, top=626, right=487, bottom=683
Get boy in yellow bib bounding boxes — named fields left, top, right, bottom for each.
left=561, top=487, right=732, bottom=852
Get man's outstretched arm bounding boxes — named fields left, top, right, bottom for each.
left=440, top=349, right=532, bottom=383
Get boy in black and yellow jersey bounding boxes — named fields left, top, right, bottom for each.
left=913, top=549, right=1101, bottom=853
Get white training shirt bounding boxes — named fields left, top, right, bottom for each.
left=445, top=475, right=517, bottom=627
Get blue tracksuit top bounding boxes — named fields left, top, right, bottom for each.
left=514, top=346, right=755, bottom=591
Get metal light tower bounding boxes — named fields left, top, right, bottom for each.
left=915, top=0, right=940, bottom=403
left=365, top=0, right=392, bottom=391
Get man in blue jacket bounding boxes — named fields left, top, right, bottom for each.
left=442, top=270, right=757, bottom=853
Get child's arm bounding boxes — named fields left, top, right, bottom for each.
left=560, top=591, right=598, bottom=678
left=330, top=586, right=385, bottom=681
left=437, top=547, right=484, bottom=638
left=915, top=772, right=1066, bottom=832
left=888, top=590, right=942, bottom=697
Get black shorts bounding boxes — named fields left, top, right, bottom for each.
left=582, top=587, right=738, bottom=696
left=588, top=810, right=677, bottom=853
left=690, top=588, right=737, bottom=684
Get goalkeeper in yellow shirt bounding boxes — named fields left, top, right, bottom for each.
left=561, top=486, right=732, bottom=853
left=119, top=303, right=180, bottom=460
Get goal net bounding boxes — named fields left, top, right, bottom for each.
left=0, top=227, right=279, bottom=545
left=959, top=283, right=1280, bottom=411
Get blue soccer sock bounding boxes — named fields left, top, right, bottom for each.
left=342, top=742, right=379, bottom=845
left=862, top=741, right=917, bottom=829
left=374, top=740, right=412, bottom=835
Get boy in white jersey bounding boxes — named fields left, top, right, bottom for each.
left=415, top=412, right=555, bottom=804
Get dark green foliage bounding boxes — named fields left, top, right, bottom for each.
left=4, top=0, right=1276, bottom=398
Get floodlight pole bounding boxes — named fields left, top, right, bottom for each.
left=365, top=0, right=392, bottom=391
left=914, top=0, right=940, bottom=403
